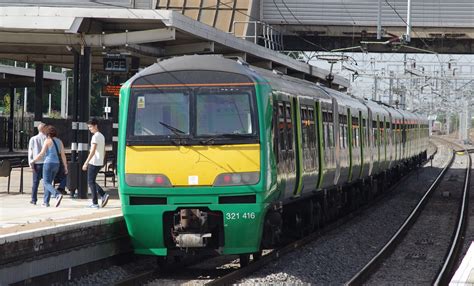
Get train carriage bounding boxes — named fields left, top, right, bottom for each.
left=117, top=55, right=429, bottom=265
left=324, top=90, right=368, bottom=184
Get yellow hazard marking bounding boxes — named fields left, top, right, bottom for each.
left=125, top=144, right=260, bottom=186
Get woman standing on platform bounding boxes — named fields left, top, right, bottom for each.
left=31, top=125, right=68, bottom=207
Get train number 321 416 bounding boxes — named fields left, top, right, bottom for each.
left=226, top=212, right=256, bottom=220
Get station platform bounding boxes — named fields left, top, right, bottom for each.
left=0, top=165, right=121, bottom=235
left=0, top=165, right=129, bottom=285
left=451, top=242, right=474, bottom=285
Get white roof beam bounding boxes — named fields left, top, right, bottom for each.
left=0, top=28, right=175, bottom=47
left=164, top=42, right=215, bottom=55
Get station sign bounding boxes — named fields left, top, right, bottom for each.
left=102, top=85, right=121, bottom=97
left=103, top=56, right=127, bottom=72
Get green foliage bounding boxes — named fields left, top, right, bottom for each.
left=49, top=110, right=62, bottom=119
left=3, top=94, right=10, bottom=115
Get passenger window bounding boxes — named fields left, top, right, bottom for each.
left=372, top=120, right=377, bottom=147
left=309, top=108, right=316, bottom=148
left=361, top=118, right=366, bottom=147
left=328, top=112, right=334, bottom=147
left=322, top=112, right=326, bottom=149
left=301, top=107, right=307, bottom=148
left=286, top=103, right=293, bottom=151
left=273, top=104, right=279, bottom=162
left=352, top=116, right=359, bottom=148
left=278, top=103, right=286, bottom=152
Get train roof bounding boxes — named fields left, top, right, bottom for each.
left=132, top=55, right=253, bottom=78
left=321, top=87, right=367, bottom=114
left=360, top=99, right=391, bottom=118
left=128, top=55, right=425, bottom=123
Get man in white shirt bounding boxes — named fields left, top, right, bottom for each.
left=82, top=118, right=109, bottom=208
left=28, top=122, right=46, bottom=205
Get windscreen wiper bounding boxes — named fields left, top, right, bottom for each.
left=159, top=121, right=186, bottom=136
left=200, top=133, right=252, bottom=145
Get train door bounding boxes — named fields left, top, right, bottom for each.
left=374, top=115, right=380, bottom=174
left=273, top=98, right=297, bottom=199
left=401, top=118, right=407, bottom=160
left=381, top=117, right=387, bottom=169
left=298, top=99, right=319, bottom=194
left=393, top=119, right=399, bottom=163
left=350, top=110, right=361, bottom=181
left=333, top=98, right=341, bottom=185
left=318, top=102, right=336, bottom=189
left=338, top=109, right=349, bottom=184
left=293, top=97, right=303, bottom=196
left=367, top=109, right=374, bottom=176
left=386, top=116, right=393, bottom=169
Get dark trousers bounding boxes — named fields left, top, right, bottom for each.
left=88, top=164, right=105, bottom=204
left=31, top=163, right=43, bottom=202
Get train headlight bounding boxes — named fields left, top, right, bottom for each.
left=125, top=174, right=172, bottom=187
left=213, top=172, right=260, bottom=186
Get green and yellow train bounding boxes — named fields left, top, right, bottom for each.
left=117, top=55, right=429, bottom=264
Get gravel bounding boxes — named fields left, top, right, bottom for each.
left=238, top=143, right=450, bottom=285
left=61, top=143, right=451, bottom=286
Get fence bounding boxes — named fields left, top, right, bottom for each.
left=0, top=116, right=114, bottom=150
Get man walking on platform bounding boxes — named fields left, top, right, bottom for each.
left=28, top=122, right=46, bottom=205
left=82, top=119, right=109, bottom=209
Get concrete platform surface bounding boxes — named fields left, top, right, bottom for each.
left=0, top=165, right=122, bottom=237
left=451, top=242, right=474, bottom=285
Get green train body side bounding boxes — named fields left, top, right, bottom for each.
left=117, top=55, right=429, bottom=257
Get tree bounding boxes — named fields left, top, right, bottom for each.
left=3, top=94, right=10, bottom=115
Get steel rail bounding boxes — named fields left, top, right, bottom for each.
left=207, top=146, right=438, bottom=286
left=114, top=144, right=438, bottom=286
left=433, top=146, right=471, bottom=285
left=346, top=140, right=456, bottom=286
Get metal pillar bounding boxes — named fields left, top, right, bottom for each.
left=34, top=64, right=44, bottom=126
left=377, top=0, right=382, bottom=39
left=373, top=76, right=378, bottom=101
left=111, top=98, right=119, bottom=162
left=60, top=68, right=68, bottom=118
left=77, top=47, right=91, bottom=199
left=389, top=71, right=394, bottom=106
left=8, top=87, right=14, bottom=152
left=67, top=52, right=80, bottom=196
left=405, top=0, right=412, bottom=42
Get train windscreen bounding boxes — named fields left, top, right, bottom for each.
left=127, top=71, right=258, bottom=145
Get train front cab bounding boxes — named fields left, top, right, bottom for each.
left=118, top=67, right=271, bottom=258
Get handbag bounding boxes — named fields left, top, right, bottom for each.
left=52, top=139, right=66, bottom=183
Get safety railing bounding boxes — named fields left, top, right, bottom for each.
left=232, top=21, right=284, bottom=51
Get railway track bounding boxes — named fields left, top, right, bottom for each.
left=112, top=144, right=440, bottom=286
left=347, top=138, right=471, bottom=285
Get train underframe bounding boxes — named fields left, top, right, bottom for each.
left=140, top=152, right=427, bottom=268
left=261, top=151, right=428, bottom=251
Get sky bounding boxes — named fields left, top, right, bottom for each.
left=308, top=52, right=474, bottom=115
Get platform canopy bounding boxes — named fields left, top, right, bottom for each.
left=0, top=64, right=65, bottom=88
left=0, top=6, right=349, bottom=89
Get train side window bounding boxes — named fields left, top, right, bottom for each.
left=402, top=122, right=407, bottom=144
left=372, top=120, right=377, bottom=147
left=367, top=118, right=371, bottom=147
left=361, top=118, right=366, bottom=147
left=339, top=114, right=343, bottom=149
left=278, top=102, right=286, bottom=152
left=379, top=121, right=384, bottom=145
left=301, top=106, right=307, bottom=148
left=339, top=114, right=347, bottom=149
left=328, top=111, right=334, bottom=147
left=285, top=103, right=293, bottom=151
left=322, top=111, right=326, bottom=148
left=308, top=107, right=316, bottom=149
left=393, top=122, right=397, bottom=144
left=273, top=103, right=280, bottom=163
left=352, top=116, right=359, bottom=148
